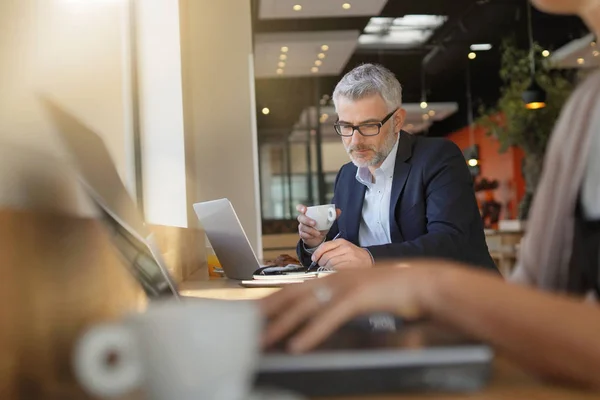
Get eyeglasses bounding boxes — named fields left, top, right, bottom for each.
left=333, top=108, right=398, bottom=137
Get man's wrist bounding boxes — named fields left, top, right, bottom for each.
left=303, top=238, right=325, bottom=254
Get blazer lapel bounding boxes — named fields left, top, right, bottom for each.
left=389, top=131, right=415, bottom=242
left=344, top=168, right=366, bottom=245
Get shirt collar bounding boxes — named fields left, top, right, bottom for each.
left=355, top=134, right=400, bottom=188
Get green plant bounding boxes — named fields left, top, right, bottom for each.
left=477, top=37, right=575, bottom=219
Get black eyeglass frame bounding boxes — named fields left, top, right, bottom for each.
left=333, top=108, right=398, bottom=137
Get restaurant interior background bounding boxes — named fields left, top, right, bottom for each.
left=254, top=0, right=596, bottom=267
left=0, top=0, right=596, bottom=270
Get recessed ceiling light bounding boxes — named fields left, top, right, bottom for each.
left=280, top=54, right=287, bottom=61
left=293, top=4, right=302, bottom=11
left=360, top=15, right=447, bottom=48
left=470, top=44, right=492, bottom=51
left=281, top=46, right=289, bottom=53
left=592, top=41, right=597, bottom=47
left=317, top=53, right=326, bottom=59
left=468, top=52, right=477, bottom=60
left=406, top=124, right=414, bottom=129
left=342, top=3, right=351, bottom=9
left=542, top=50, right=550, bottom=57
left=468, top=159, right=479, bottom=167
left=577, top=57, right=585, bottom=65
left=420, top=101, right=428, bottom=109
left=315, top=60, right=322, bottom=66
left=311, top=67, right=319, bottom=73
left=594, top=50, right=600, bottom=57
left=428, top=110, right=436, bottom=117
left=422, top=114, right=430, bottom=121
left=321, top=45, right=329, bottom=51
left=276, top=68, right=284, bottom=74
left=262, top=108, right=270, bottom=115
left=278, top=61, right=285, bottom=68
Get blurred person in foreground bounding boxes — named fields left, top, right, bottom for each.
left=262, top=0, right=600, bottom=389
left=295, top=64, right=495, bottom=271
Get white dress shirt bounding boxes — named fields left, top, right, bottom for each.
left=355, top=136, right=399, bottom=247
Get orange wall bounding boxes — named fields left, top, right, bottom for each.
left=447, top=125, right=525, bottom=220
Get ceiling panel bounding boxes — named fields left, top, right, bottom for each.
left=254, top=31, right=360, bottom=78
left=259, top=0, right=388, bottom=20
left=550, top=33, right=600, bottom=69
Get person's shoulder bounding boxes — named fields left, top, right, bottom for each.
left=411, top=135, right=462, bottom=159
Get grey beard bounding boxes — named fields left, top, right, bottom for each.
left=347, top=130, right=398, bottom=168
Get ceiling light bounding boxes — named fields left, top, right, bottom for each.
left=342, top=3, right=351, bottom=9
left=315, top=60, right=322, bottom=66
left=317, top=53, right=326, bottom=59
left=468, top=52, right=476, bottom=60
left=311, top=67, right=319, bottom=73
left=428, top=110, right=436, bottom=117
left=577, top=57, right=585, bottom=65
left=467, top=158, right=479, bottom=167
left=523, top=3, right=545, bottom=111
left=293, top=4, right=302, bottom=11
left=262, top=108, right=270, bottom=115
left=522, top=79, right=546, bottom=110
left=276, top=68, right=284, bottom=75
left=594, top=50, right=600, bottom=57
left=422, top=114, right=430, bottom=121
left=470, top=44, right=492, bottom=51
left=592, top=41, right=597, bottom=47
left=278, top=62, right=285, bottom=68
left=320, top=114, right=329, bottom=123
left=542, top=50, right=550, bottom=57
left=420, top=101, right=428, bottom=109
left=281, top=46, right=289, bottom=53
left=406, top=124, right=414, bottom=130
left=361, top=15, right=447, bottom=48
left=321, top=45, right=329, bottom=51
left=280, top=54, right=287, bottom=61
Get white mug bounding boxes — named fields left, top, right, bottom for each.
left=73, top=300, right=261, bottom=400
left=305, top=204, right=336, bottom=231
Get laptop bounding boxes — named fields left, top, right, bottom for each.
left=193, top=199, right=264, bottom=280
left=193, top=199, right=318, bottom=285
left=43, top=99, right=493, bottom=397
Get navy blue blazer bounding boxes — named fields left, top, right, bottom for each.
left=297, top=131, right=497, bottom=271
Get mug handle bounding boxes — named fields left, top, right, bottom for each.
left=73, top=324, right=142, bottom=398
left=327, top=207, right=336, bottom=222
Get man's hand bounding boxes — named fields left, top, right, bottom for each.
left=311, top=239, right=373, bottom=270
left=297, top=204, right=341, bottom=249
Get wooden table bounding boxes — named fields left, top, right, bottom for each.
left=181, top=278, right=600, bottom=400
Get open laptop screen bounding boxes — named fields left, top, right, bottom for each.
left=42, top=98, right=178, bottom=299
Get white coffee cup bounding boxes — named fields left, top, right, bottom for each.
left=305, top=204, right=336, bottom=231
left=73, top=300, right=261, bottom=400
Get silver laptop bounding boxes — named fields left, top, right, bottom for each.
left=44, top=98, right=493, bottom=397
left=193, top=199, right=262, bottom=280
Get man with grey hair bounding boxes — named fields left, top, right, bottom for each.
left=296, top=63, right=496, bottom=271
